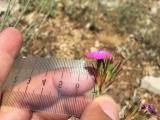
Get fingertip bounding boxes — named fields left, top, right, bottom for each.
left=81, top=95, right=119, bottom=120
left=97, top=96, right=119, bottom=120
left=0, top=27, right=23, bottom=85
left=0, top=27, right=23, bottom=57
left=2, top=27, right=23, bottom=42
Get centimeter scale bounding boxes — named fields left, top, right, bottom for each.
left=0, top=57, right=97, bottom=119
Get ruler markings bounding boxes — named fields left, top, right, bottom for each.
left=2, top=57, right=96, bottom=118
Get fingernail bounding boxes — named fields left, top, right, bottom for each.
left=99, top=99, right=118, bottom=120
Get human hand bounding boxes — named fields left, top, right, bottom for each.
left=0, top=27, right=119, bottom=120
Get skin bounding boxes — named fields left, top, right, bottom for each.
left=0, top=27, right=119, bottom=120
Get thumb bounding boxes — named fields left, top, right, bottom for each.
left=80, top=96, right=119, bottom=120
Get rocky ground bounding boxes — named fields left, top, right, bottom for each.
left=0, top=0, right=160, bottom=119
left=25, top=10, right=160, bottom=119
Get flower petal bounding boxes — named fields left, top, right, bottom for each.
left=85, top=50, right=113, bottom=60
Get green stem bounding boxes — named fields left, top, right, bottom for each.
left=0, top=0, right=12, bottom=30
left=14, top=0, right=31, bottom=27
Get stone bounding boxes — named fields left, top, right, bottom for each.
left=0, top=0, right=8, bottom=13
left=149, top=117, right=158, bottom=120
left=0, top=0, right=19, bottom=14
left=141, top=76, right=160, bottom=95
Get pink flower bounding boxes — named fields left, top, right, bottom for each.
left=142, top=104, right=159, bottom=116
left=85, top=50, right=113, bottom=60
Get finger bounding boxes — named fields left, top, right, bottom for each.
left=80, top=96, right=119, bottom=120
left=9, top=68, right=94, bottom=106
left=31, top=112, right=69, bottom=120
left=0, top=107, right=32, bottom=120
left=35, top=96, right=93, bottom=119
left=52, top=68, right=95, bottom=95
left=63, top=96, right=92, bottom=117
left=0, top=28, right=31, bottom=120
left=0, top=27, right=22, bottom=86
left=1, top=67, right=95, bottom=119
